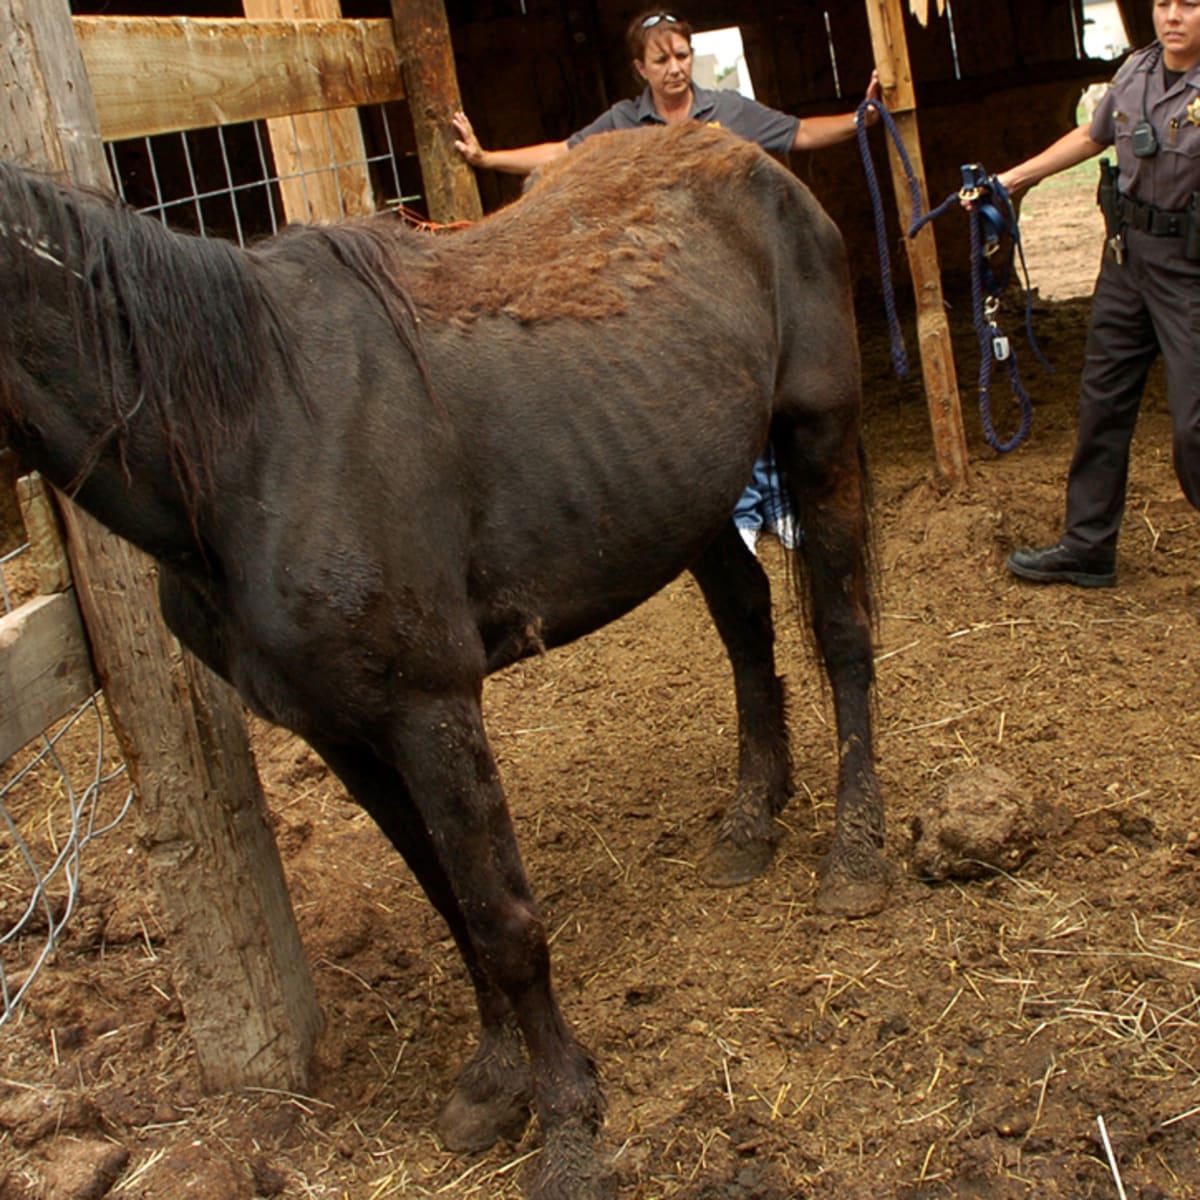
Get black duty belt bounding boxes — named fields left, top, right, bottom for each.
left=1115, top=194, right=1187, bottom=237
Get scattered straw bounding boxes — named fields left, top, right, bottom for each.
left=1096, top=1114, right=1128, bottom=1200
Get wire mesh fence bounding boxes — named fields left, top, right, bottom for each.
left=0, top=528, right=132, bottom=1029
left=106, top=103, right=423, bottom=245
left=1, top=99, right=421, bottom=1030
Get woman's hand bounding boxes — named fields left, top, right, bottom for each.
left=452, top=111, right=485, bottom=166
left=862, top=70, right=882, bottom=126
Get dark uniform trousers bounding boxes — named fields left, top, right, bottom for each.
left=1064, top=227, right=1200, bottom=556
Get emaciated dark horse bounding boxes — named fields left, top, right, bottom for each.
left=0, top=123, right=886, bottom=1199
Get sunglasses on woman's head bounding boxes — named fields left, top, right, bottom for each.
left=641, top=12, right=680, bottom=27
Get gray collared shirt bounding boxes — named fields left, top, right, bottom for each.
left=1090, top=41, right=1200, bottom=210
left=566, top=85, right=800, bottom=155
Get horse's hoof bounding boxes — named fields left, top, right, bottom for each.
left=815, top=847, right=893, bottom=917
left=530, top=1119, right=617, bottom=1200
left=436, top=1032, right=533, bottom=1152
left=701, top=835, right=776, bottom=886
left=814, top=874, right=889, bottom=917
left=436, top=1085, right=531, bottom=1153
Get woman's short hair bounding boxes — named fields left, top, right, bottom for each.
left=625, top=11, right=694, bottom=63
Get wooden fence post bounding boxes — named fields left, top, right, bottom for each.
left=864, top=0, right=970, bottom=490
left=0, top=0, right=322, bottom=1091
left=389, top=0, right=483, bottom=223
left=242, top=0, right=376, bottom=219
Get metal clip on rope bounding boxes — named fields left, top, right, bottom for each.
left=856, top=102, right=1050, bottom=453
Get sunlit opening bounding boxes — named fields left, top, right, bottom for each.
left=692, top=26, right=755, bottom=100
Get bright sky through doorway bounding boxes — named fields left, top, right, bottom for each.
left=692, top=27, right=754, bottom=99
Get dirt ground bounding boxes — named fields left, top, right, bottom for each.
left=2, top=167, right=1198, bottom=1200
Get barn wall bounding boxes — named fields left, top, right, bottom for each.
left=65, top=0, right=1124, bottom=289
left=441, top=0, right=1119, bottom=289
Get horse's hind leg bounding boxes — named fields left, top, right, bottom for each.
left=774, top=403, right=891, bottom=917
left=689, top=523, right=791, bottom=885
left=311, top=740, right=533, bottom=1154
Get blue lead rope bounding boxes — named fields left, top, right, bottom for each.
left=855, top=97, right=1050, bottom=453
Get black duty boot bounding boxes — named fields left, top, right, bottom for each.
left=1007, top=542, right=1116, bottom=588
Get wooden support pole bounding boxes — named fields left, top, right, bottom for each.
left=0, top=450, right=21, bottom=556
left=242, top=0, right=375, bottom=219
left=389, top=0, right=482, bottom=223
left=864, top=0, right=970, bottom=490
left=0, top=0, right=322, bottom=1091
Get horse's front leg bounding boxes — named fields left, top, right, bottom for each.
left=689, top=524, right=791, bottom=885
left=388, top=689, right=613, bottom=1200
left=309, top=740, right=533, bottom=1154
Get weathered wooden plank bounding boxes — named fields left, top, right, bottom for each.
left=0, top=591, right=95, bottom=763
left=73, top=15, right=405, bottom=142
left=242, top=0, right=375, bottom=220
left=389, top=0, right=482, bottom=222
left=1, top=0, right=106, bottom=185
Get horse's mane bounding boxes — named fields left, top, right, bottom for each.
left=0, top=162, right=297, bottom=509
left=0, top=126, right=769, bottom=510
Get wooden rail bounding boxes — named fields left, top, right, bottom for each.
left=0, top=594, right=93, bottom=762
left=73, top=16, right=405, bottom=141
left=0, top=476, right=92, bottom=764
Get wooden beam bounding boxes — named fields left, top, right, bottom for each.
left=0, top=592, right=95, bottom=763
left=17, top=473, right=71, bottom=595
left=0, top=450, right=21, bottom=556
left=864, top=0, right=970, bottom=490
left=1, top=0, right=107, bottom=188
left=389, top=0, right=482, bottom=222
left=1, top=0, right=323, bottom=1092
left=241, top=1, right=375, bottom=222
left=73, top=16, right=404, bottom=142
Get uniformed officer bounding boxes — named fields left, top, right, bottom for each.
left=996, top=0, right=1200, bottom=588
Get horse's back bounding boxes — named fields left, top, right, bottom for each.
left=383, top=127, right=858, bottom=664
left=412, top=124, right=845, bottom=328
left=227, top=125, right=862, bottom=677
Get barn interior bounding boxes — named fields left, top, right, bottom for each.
left=8, top=10, right=1200, bottom=1198
left=62, top=0, right=1145, bottom=293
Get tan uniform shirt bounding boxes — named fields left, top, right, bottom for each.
left=1090, top=41, right=1200, bottom=210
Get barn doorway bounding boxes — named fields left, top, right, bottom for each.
left=692, top=26, right=754, bottom=100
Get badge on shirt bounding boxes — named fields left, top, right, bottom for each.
left=1187, top=96, right=1200, bottom=127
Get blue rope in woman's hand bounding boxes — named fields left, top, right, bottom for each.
left=856, top=98, right=911, bottom=377
left=855, top=97, right=1046, bottom=453
left=855, top=97, right=957, bottom=377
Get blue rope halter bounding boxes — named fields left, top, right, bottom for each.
left=855, top=98, right=1051, bottom=453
